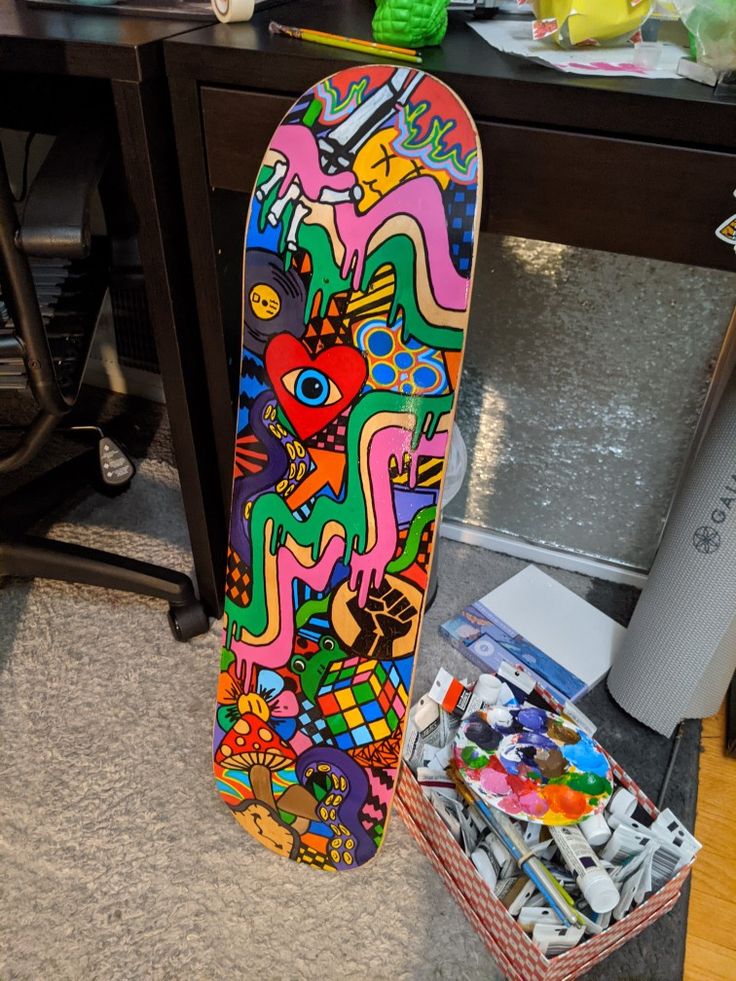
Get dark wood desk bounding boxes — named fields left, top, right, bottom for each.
left=165, top=0, right=736, bottom=551
left=0, top=1, right=226, bottom=616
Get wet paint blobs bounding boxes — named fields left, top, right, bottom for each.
left=464, top=716, right=502, bottom=753
left=538, top=783, right=590, bottom=822
left=555, top=770, right=612, bottom=798
left=461, top=745, right=489, bottom=770
left=561, top=733, right=611, bottom=778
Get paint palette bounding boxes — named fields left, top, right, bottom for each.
left=454, top=706, right=613, bottom=825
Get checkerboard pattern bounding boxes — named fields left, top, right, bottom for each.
left=225, top=548, right=251, bottom=606
left=392, top=522, right=433, bottom=570
left=306, top=407, right=349, bottom=452
left=443, top=183, right=476, bottom=275
left=297, top=844, right=336, bottom=871
left=395, top=679, right=694, bottom=981
left=297, top=657, right=408, bottom=750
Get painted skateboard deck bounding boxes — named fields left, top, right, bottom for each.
left=215, top=65, right=482, bottom=870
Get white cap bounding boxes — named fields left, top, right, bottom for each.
left=579, top=868, right=620, bottom=914
left=608, top=787, right=637, bottom=820
left=474, top=674, right=502, bottom=706
left=579, top=812, right=612, bottom=847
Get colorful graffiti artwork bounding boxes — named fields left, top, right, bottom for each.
left=216, top=66, right=482, bottom=870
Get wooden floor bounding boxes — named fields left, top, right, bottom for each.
left=684, top=701, right=736, bottom=980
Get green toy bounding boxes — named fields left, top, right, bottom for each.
left=372, top=0, right=451, bottom=48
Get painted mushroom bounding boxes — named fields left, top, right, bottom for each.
left=218, top=714, right=325, bottom=861
left=228, top=758, right=320, bottom=862
left=214, top=712, right=296, bottom=772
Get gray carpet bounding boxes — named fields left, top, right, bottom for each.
left=0, top=458, right=698, bottom=980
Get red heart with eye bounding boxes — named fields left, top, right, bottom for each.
left=265, top=334, right=367, bottom=441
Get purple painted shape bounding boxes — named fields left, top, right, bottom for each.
left=393, top=487, right=437, bottom=526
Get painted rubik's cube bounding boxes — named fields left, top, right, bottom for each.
left=297, top=656, right=409, bottom=750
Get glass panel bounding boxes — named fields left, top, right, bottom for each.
left=446, top=233, right=735, bottom=570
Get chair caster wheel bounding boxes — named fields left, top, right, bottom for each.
left=168, top=602, right=209, bottom=642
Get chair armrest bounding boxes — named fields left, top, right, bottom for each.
left=16, top=126, right=108, bottom=260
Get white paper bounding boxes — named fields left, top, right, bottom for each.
left=477, top=565, right=626, bottom=692
left=470, top=19, right=688, bottom=79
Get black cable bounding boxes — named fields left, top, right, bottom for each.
left=12, top=132, right=36, bottom=204
left=657, top=720, right=685, bottom=809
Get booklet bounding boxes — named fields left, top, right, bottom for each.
left=440, top=565, right=626, bottom=702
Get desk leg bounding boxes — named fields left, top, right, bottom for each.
left=168, top=75, right=235, bottom=512
left=112, top=77, right=226, bottom=618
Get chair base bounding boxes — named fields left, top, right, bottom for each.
left=0, top=445, right=210, bottom=641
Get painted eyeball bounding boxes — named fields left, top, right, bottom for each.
left=291, top=655, right=307, bottom=673
left=281, top=368, right=341, bottom=407
left=322, top=637, right=336, bottom=651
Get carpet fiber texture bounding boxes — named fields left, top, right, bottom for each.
left=0, top=459, right=698, bottom=980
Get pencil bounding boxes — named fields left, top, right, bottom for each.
left=269, top=22, right=423, bottom=64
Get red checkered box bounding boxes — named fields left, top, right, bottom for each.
left=395, top=681, right=694, bottom=981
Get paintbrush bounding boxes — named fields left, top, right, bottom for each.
left=269, top=22, right=423, bottom=65
left=449, top=764, right=585, bottom=927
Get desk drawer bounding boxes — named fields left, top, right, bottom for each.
left=201, top=85, right=736, bottom=271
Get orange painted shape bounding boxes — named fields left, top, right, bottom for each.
left=286, top=449, right=346, bottom=510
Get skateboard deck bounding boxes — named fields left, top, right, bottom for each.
left=215, top=65, right=482, bottom=870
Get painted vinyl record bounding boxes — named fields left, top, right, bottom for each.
left=454, top=706, right=613, bottom=825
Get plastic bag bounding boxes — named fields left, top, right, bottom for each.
left=672, top=0, right=736, bottom=70
left=529, top=0, right=655, bottom=47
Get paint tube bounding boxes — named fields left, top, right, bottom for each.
left=573, top=900, right=610, bottom=935
left=524, top=822, right=542, bottom=845
left=402, top=711, right=425, bottom=771
left=518, top=907, right=562, bottom=933
left=606, top=786, right=637, bottom=821
left=429, top=667, right=472, bottom=717
left=494, top=875, right=521, bottom=904
left=486, top=831, right=517, bottom=880
left=422, top=741, right=453, bottom=771
left=413, top=694, right=459, bottom=748
left=416, top=767, right=458, bottom=801
left=505, top=877, right=538, bottom=916
left=470, top=847, right=499, bottom=893
left=522, top=823, right=556, bottom=860
left=498, top=661, right=536, bottom=696
left=531, top=923, right=585, bottom=956
left=523, top=890, right=548, bottom=909
left=550, top=826, right=620, bottom=914
left=579, top=811, right=612, bottom=847
left=612, top=870, right=640, bottom=920
left=648, top=840, right=686, bottom=890
left=651, top=809, right=701, bottom=863
left=600, top=824, right=652, bottom=864
left=604, top=807, right=700, bottom=885
left=431, top=794, right=463, bottom=844
left=458, top=808, right=481, bottom=856
left=461, top=673, right=503, bottom=720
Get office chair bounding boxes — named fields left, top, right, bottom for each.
left=0, top=127, right=209, bottom=641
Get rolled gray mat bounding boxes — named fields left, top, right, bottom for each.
left=607, top=372, right=736, bottom=737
